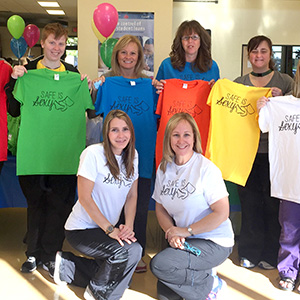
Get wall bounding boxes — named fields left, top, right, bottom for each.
left=173, top=0, right=300, bottom=80
left=77, top=0, right=173, bottom=79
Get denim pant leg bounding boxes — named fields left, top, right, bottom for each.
left=277, top=200, right=300, bottom=280
left=65, top=228, right=142, bottom=300
left=150, top=239, right=232, bottom=300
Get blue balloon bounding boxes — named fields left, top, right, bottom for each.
left=10, top=36, right=27, bottom=58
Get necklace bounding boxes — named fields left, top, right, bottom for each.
left=174, top=163, right=183, bottom=175
left=250, top=69, right=272, bottom=77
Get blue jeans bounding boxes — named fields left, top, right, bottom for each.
left=63, top=228, right=142, bottom=300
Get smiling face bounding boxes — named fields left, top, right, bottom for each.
left=248, top=40, right=271, bottom=72
left=41, top=33, right=66, bottom=63
left=181, top=31, right=200, bottom=62
left=171, top=120, right=194, bottom=165
left=108, top=118, right=131, bottom=155
left=117, top=42, right=139, bottom=74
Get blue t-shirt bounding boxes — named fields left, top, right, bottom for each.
left=95, top=76, right=157, bottom=178
left=156, top=57, right=220, bottom=82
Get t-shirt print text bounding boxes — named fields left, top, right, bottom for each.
left=33, top=90, right=74, bottom=112
left=167, top=99, right=203, bottom=117
left=216, top=93, right=255, bottom=117
left=278, top=114, right=300, bottom=134
left=110, top=95, right=150, bottom=116
left=160, top=179, right=196, bottom=200
left=103, top=172, right=133, bottom=188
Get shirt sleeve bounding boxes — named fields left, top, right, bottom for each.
left=202, top=162, right=229, bottom=206
left=152, top=168, right=163, bottom=204
left=77, top=147, right=99, bottom=182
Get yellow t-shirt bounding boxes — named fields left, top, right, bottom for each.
left=36, top=60, right=66, bottom=72
left=205, top=78, right=272, bottom=186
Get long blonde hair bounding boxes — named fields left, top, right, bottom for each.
left=293, top=60, right=300, bottom=98
left=102, top=110, right=136, bottom=179
left=160, top=112, right=202, bottom=173
left=110, top=35, right=145, bottom=78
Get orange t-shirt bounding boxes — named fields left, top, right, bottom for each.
left=155, top=78, right=211, bottom=168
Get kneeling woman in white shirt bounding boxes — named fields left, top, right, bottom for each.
left=150, top=112, right=234, bottom=300
left=53, top=110, right=142, bottom=300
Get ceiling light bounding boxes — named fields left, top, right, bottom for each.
left=38, top=1, right=60, bottom=7
left=46, top=10, right=65, bottom=15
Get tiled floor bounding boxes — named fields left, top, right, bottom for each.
left=0, top=207, right=299, bottom=300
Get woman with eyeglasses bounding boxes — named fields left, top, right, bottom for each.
left=156, top=20, right=220, bottom=85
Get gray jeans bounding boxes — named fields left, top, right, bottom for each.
left=150, top=239, right=232, bottom=300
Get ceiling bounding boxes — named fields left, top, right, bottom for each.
left=0, top=0, right=77, bottom=27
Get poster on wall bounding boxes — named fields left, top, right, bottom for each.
left=98, top=12, right=154, bottom=77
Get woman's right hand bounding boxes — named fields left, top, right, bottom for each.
left=257, top=96, right=269, bottom=112
left=92, top=75, right=106, bottom=90
left=168, top=235, right=185, bottom=250
left=108, top=227, right=125, bottom=246
left=11, top=65, right=27, bottom=79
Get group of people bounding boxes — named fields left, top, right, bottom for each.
left=2, top=17, right=300, bottom=300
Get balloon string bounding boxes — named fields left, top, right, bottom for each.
left=28, top=48, right=31, bottom=57
left=17, top=39, right=20, bottom=60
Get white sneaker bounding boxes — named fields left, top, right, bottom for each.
left=53, top=251, right=67, bottom=286
left=84, top=285, right=97, bottom=300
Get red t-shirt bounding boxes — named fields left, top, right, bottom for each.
left=155, top=78, right=211, bottom=168
left=0, top=60, right=12, bottom=161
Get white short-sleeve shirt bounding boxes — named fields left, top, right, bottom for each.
left=152, top=152, right=234, bottom=247
left=65, top=143, right=138, bottom=230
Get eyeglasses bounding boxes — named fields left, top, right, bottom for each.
left=181, top=35, right=200, bottom=41
left=184, top=241, right=201, bottom=256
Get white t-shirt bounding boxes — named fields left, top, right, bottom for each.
left=259, top=95, right=300, bottom=204
left=65, top=143, right=139, bottom=230
left=152, top=152, right=234, bottom=247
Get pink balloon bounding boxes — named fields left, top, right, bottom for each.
left=93, top=3, right=118, bottom=38
left=23, top=24, right=40, bottom=48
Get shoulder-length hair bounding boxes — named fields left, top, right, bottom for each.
left=170, top=20, right=212, bottom=73
left=293, top=60, right=300, bottom=98
left=102, top=110, right=136, bottom=179
left=110, top=35, right=145, bottom=78
left=247, top=35, right=275, bottom=70
left=160, top=112, right=202, bottom=173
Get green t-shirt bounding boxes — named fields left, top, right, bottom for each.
left=13, top=68, right=94, bottom=175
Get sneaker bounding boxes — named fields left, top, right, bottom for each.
left=206, top=276, right=227, bottom=300
left=240, top=257, right=256, bottom=269
left=84, top=285, right=97, bottom=300
left=43, top=261, right=55, bottom=278
left=135, top=258, right=147, bottom=273
left=53, top=251, right=67, bottom=286
left=258, top=260, right=275, bottom=270
left=21, top=256, right=37, bottom=273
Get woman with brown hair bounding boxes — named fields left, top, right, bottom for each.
left=156, top=20, right=219, bottom=84
left=53, top=110, right=142, bottom=300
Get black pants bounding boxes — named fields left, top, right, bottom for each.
left=237, top=153, right=281, bottom=266
left=19, top=174, right=76, bottom=263
left=118, top=177, right=151, bottom=257
left=64, top=228, right=142, bottom=300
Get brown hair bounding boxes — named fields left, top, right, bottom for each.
left=170, top=20, right=212, bottom=72
left=247, top=35, right=275, bottom=70
left=102, top=110, right=136, bottom=179
left=111, top=35, right=145, bottom=78
left=160, top=112, right=202, bottom=173
left=41, top=22, right=68, bottom=42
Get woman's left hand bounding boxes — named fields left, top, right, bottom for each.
left=152, top=79, right=165, bottom=94
left=118, top=224, right=137, bottom=244
left=81, top=74, right=92, bottom=89
left=271, top=87, right=282, bottom=97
